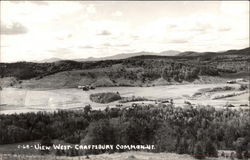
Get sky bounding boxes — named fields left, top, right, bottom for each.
left=0, top=1, right=249, bottom=62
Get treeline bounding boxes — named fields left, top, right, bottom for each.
left=0, top=104, right=249, bottom=159
left=110, top=60, right=221, bottom=83
left=0, top=49, right=247, bottom=82
left=161, top=63, right=219, bottom=82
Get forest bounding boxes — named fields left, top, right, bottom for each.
left=0, top=103, right=249, bottom=159
left=0, top=47, right=249, bottom=83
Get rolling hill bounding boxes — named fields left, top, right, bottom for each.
left=0, top=47, right=249, bottom=88
left=177, top=47, right=249, bottom=57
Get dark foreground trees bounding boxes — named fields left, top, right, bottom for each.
left=0, top=104, right=249, bottom=159
left=40, top=136, right=53, bottom=154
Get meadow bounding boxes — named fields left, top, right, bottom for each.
left=0, top=83, right=248, bottom=114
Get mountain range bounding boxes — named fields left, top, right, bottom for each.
left=37, top=50, right=180, bottom=63
left=35, top=47, right=249, bottom=63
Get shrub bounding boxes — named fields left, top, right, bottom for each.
left=184, top=101, right=192, bottom=105
left=205, top=139, right=218, bottom=157
left=119, top=96, right=149, bottom=103
left=194, top=142, right=205, bottom=159
left=239, top=84, right=248, bottom=91
left=90, top=92, right=121, bottom=103
left=40, top=136, right=53, bottom=154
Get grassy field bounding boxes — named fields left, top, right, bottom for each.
left=0, top=82, right=249, bottom=114
left=0, top=141, right=240, bottom=160
left=0, top=141, right=41, bottom=155
left=0, top=151, right=232, bottom=160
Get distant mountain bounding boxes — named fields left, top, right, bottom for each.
left=177, top=47, right=250, bottom=57
left=74, top=50, right=180, bottom=62
left=158, top=50, right=181, bottom=56
left=35, top=50, right=180, bottom=63
left=36, top=57, right=62, bottom=63
left=35, top=47, right=249, bottom=63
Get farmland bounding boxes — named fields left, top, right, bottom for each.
left=0, top=83, right=248, bottom=114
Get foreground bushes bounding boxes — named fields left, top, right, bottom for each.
left=0, top=104, right=249, bottom=159
left=212, top=91, right=247, bottom=100
left=90, top=92, right=121, bottom=103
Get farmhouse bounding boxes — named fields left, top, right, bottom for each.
left=236, top=78, right=245, bottom=82
left=78, top=85, right=95, bottom=91
left=77, top=85, right=84, bottom=89
left=226, top=80, right=236, bottom=84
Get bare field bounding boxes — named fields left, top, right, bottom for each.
left=0, top=83, right=249, bottom=114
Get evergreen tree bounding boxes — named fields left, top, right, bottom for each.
left=205, top=139, right=218, bottom=157
left=194, top=141, right=205, bottom=159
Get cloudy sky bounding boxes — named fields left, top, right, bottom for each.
left=0, top=1, right=249, bottom=62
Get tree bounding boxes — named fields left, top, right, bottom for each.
left=84, top=104, right=92, bottom=114
left=234, top=137, right=248, bottom=159
left=177, top=137, right=189, bottom=154
left=205, top=139, right=217, bottom=157
left=40, top=136, right=53, bottom=154
left=194, top=141, right=205, bottom=159
left=55, top=149, right=63, bottom=156
left=154, top=122, right=177, bottom=152
left=121, top=118, right=143, bottom=145
left=80, top=119, right=115, bottom=154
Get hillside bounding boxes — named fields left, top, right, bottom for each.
left=0, top=47, right=249, bottom=88
left=177, top=47, right=249, bottom=57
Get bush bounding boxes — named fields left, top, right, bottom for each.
left=40, top=136, right=53, bottom=154
left=209, top=86, right=234, bottom=92
left=184, top=101, right=192, bottom=105
left=239, top=84, right=248, bottom=91
left=80, top=119, right=115, bottom=154
left=119, top=96, right=149, bottom=103
left=90, top=92, right=121, bottom=103
left=205, top=139, right=218, bottom=157
left=213, top=91, right=247, bottom=100
left=194, top=142, right=205, bottom=159
left=234, top=137, right=248, bottom=159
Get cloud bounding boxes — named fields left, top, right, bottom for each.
left=192, top=21, right=213, bottom=32
left=86, top=4, right=96, bottom=14
left=112, top=11, right=123, bottom=17
left=102, top=43, right=129, bottom=47
left=116, top=44, right=130, bottom=47
left=97, top=30, right=112, bottom=36
left=220, top=1, right=249, bottom=17
left=78, top=45, right=94, bottom=49
left=168, top=24, right=177, bottom=29
left=218, top=26, right=231, bottom=32
left=56, top=33, right=73, bottom=40
left=0, top=45, right=9, bottom=48
left=67, top=34, right=72, bottom=38
left=130, top=35, right=139, bottom=40
left=30, top=1, right=48, bottom=6
left=169, top=39, right=189, bottom=44
left=48, top=48, right=72, bottom=56
left=102, top=43, right=111, bottom=47
left=10, top=1, right=48, bottom=5
left=1, top=22, right=28, bottom=35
